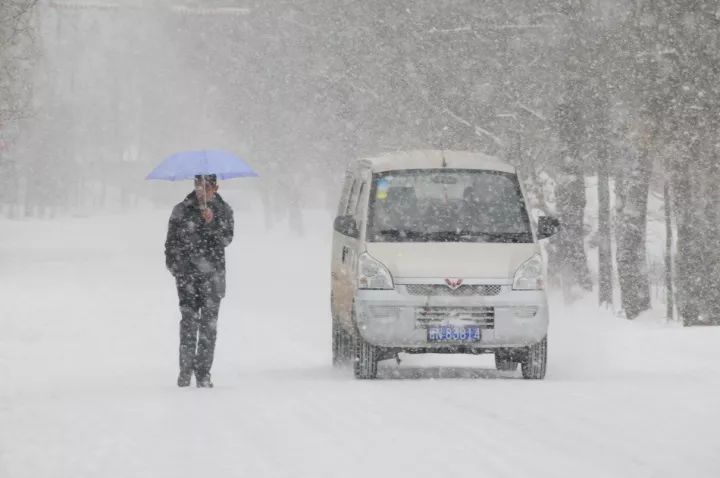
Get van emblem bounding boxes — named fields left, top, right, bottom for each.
left=445, top=278, right=463, bottom=290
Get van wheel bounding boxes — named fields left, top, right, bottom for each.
left=521, top=337, right=547, bottom=380
left=353, top=335, right=379, bottom=379
left=332, top=317, right=352, bottom=366
left=494, top=351, right=518, bottom=372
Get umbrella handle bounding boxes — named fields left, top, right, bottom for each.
left=202, top=152, right=208, bottom=210
left=202, top=175, right=207, bottom=210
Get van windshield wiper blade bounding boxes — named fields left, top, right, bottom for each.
left=378, top=229, right=425, bottom=239
left=426, top=231, right=463, bottom=241
left=458, top=230, right=533, bottom=242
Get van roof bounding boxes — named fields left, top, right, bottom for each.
left=357, top=150, right=516, bottom=174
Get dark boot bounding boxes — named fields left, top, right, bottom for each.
left=196, top=374, right=213, bottom=388
left=177, top=371, right=192, bottom=387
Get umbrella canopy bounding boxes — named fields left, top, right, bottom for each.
left=145, top=150, right=258, bottom=181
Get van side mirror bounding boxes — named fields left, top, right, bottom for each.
left=537, top=216, right=560, bottom=239
left=334, top=215, right=360, bottom=238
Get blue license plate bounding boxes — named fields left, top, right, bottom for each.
left=427, top=326, right=481, bottom=342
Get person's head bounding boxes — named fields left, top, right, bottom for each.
left=194, top=174, right=219, bottom=203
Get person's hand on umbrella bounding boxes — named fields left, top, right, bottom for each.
left=201, top=208, right=214, bottom=223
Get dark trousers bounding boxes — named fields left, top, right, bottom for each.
left=176, top=274, right=223, bottom=379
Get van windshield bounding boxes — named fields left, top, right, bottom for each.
left=367, top=169, right=532, bottom=243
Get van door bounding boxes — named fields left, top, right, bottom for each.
left=335, top=170, right=370, bottom=327
left=331, top=170, right=355, bottom=318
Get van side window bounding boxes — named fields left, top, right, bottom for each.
left=345, top=178, right=359, bottom=216
left=353, top=182, right=366, bottom=221
left=337, top=172, right=354, bottom=217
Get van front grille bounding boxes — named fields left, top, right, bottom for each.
left=415, top=306, right=495, bottom=328
left=405, top=284, right=502, bottom=297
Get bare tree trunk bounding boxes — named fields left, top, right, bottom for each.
left=555, top=155, right=592, bottom=298
left=555, top=94, right=592, bottom=300
left=555, top=0, right=593, bottom=302
left=698, top=143, right=720, bottom=323
left=615, top=148, right=652, bottom=319
left=664, top=171, right=673, bottom=321
left=672, top=163, right=701, bottom=324
left=598, top=155, right=612, bottom=307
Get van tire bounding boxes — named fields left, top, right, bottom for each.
left=332, top=317, right=352, bottom=366
left=353, top=335, right=379, bottom=379
left=521, top=337, right=547, bottom=380
left=494, top=352, right=519, bottom=372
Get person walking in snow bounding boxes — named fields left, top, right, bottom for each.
left=165, top=174, right=234, bottom=388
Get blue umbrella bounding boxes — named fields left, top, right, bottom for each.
left=145, top=150, right=258, bottom=181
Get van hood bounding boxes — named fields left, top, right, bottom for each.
left=365, top=242, right=538, bottom=280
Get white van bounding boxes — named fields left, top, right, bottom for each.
left=330, top=150, right=559, bottom=379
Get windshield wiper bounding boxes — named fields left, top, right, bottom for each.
left=425, top=231, right=462, bottom=241
left=378, top=229, right=425, bottom=240
left=458, top=230, right=533, bottom=243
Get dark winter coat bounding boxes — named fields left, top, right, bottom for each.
left=165, top=192, right=234, bottom=297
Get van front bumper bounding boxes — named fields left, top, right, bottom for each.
left=354, top=285, right=548, bottom=349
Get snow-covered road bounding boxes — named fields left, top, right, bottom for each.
left=1, top=206, right=719, bottom=477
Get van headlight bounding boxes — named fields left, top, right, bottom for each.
left=358, top=253, right=394, bottom=290
left=512, top=254, right=544, bottom=290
